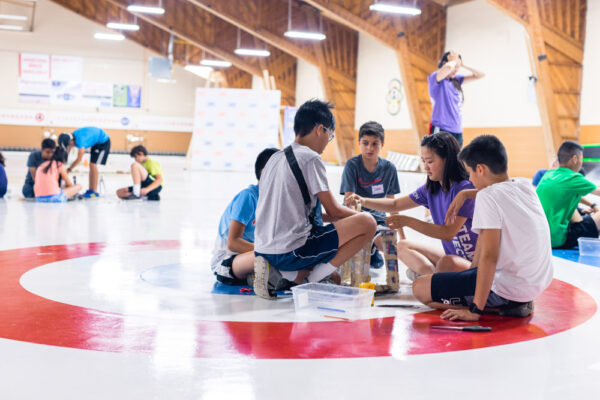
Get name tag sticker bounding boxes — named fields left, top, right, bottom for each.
left=371, top=184, right=384, bottom=195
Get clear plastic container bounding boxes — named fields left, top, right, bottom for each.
left=291, top=282, right=375, bottom=319
left=578, top=237, right=600, bottom=257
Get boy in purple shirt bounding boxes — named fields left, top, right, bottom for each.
left=348, top=133, right=478, bottom=279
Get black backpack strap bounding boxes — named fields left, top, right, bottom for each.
left=284, top=146, right=311, bottom=206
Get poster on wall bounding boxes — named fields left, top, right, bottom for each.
left=18, top=80, right=51, bottom=104
left=81, top=81, right=114, bottom=108
left=113, top=84, right=142, bottom=108
left=51, top=81, right=83, bottom=106
left=188, top=88, right=281, bottom=171
left=19, top=53, right=50, bottom=81
left=50, top=55, right=83, bottom=82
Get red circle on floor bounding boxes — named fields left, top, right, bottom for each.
left=0, top=241, right=596, bottom=359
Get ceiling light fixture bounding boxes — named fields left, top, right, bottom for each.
left=106, top=21, right=140, bottom=31
left=0, top=24, right=24, bottom=31
left=234, top=28, right=270, bottom=57
left=94, top=32, right=126, bottom=41
left=200, top=49, right=231, bottom=68
left=0, top=14, right=28, bottom=21
left=127, top=0, right=165, bottom=15
left=283, top=0, right=326, bottom=41
left=184, top=65, right=214, bottom=79
left=369, top=1, right=422, bottom=15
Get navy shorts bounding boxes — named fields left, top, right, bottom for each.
left=90, top=139, right=111, bottom=165
left=256, top=224, right=339, bottom=271
left=128, top=175, right=162, bottom=199
left=430, top=268, right=515, bottom=308
left=557, top=214, right=599, bottom=249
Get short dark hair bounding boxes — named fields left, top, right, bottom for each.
left=459, top=135, right=508, bottom=174
left=421, top=133, right=468, bottom=194
left=358, top=121, right=385, bottom=143
left=41, top=138, right=56, bottom=150
left=294, top=99, right=335, bottom=138
left=557, top=141, right=583, bottom=164
left=57, top=133, right=72, bottom=150
left=130, top=145, right=148, bottom=157
left=255, top=148, right=279, bottom=180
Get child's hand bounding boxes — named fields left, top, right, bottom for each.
left=445, top=192, right=465, bottom=225
left=386, top=215, right=407, bottom=230
left=345, top=194, right=363, bottom=209
left=440, top=308, right=480, bottom=321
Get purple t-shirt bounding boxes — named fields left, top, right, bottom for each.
left=428, top=71, right=464, bottom=134
left=409, top=180, right=477, bottom=260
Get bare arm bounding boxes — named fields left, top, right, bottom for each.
left=461, top=65, right=485, bottom=83
left=141, top=174, right=163, bottom=196
left=67, top=148, right=85, bottom=172
left=227, top=220, right=254, bottom=254
left=387, top=194, right=399, bottom=215
left=436, top=61, right=458, bottom=82
left=386, top=215, right=469, bottom=242
left=347, top=193, right=419, bottom=213
left=319, top=190, right=357, bottom=220
left=445, top=189, right=478, bottom=224
left=59, top=168, right=74, bottom=187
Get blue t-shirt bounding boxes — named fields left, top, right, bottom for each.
left=0, top=163, right=7, bottom=198
left=73, top=127, right=110, bottom=149
left=340, top=155, right=400, bottom=223
left=532, top=169, right=547, bottom=186
left=217, top=185, right=258, bottom=243
left=409, top=180, right=478, bottom=260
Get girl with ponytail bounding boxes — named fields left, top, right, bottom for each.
left=34, top=147, right=81, bottom=202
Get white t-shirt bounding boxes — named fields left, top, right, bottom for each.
left=254, top=142, right=329, bottom=254
left=471, top=178, right=553, bottom=302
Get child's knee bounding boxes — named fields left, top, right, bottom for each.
left=412, top=275, right=432, bottom=304
left=436, top=255, right=454, bottom=272
left=359, top=213, right=377, bottom=234
left=396, top=239, right=410, bottom=254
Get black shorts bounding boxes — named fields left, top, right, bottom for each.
left=214, top=255, right=247, bottom=285
left=90, top=139, right=111, bottom=165
left=128, top=175, right=162, bottom=199
left=558, top=214, right=600, bottom=249
left=430, top=267, right=520, bottom=308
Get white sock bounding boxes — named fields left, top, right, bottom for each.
left=307, top=262, right=337, bottom=283
left=280, top=270, right=298, bottom=281
left=132, top=184, right=141, bottom=196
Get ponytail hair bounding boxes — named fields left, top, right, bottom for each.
left=43, top=147, right=68, bottom=174
left=438, top=51, right=464, bottom=103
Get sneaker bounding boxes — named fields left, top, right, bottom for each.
left=253, top=256, right=282, bottom=300
left=499, top=301, right=534, bottom=317
left=82, top=190, right=99, bottom=198
left=123, top=193, right=141, bottom=200
left=370, top=246, right=384, bottom=269
left=405, top=268, right=418, bottom=282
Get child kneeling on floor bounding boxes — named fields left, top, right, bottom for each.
left=34, top=147, right=81, bottom=202
left=412, top=135, right=553, bottom=320
left=116, top=145, right=163, bottom=201
left=210, top=148, right=279, bottom=285
left=253, top=100, right=377, bottom=299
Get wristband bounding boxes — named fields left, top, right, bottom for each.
left=591, top=203, right=598, bottom=209
left=469, top=302, right=484, bottom=315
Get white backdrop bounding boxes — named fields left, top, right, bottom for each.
left=188, top=88, right=281, bottom=171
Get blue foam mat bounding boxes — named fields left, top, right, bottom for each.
left=211, top=281, right=292, bottom=297
left=552, top=248, right=600, bottom=268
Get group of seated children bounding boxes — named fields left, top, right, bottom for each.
left=15, top=129, right=163, bottom=202
left=213, top=99, right=561, bottom=322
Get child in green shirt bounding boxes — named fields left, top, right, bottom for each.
left=116, top=145, right=164, bottom=201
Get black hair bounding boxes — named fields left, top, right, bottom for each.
left=130, top=145, right=148, bottom=157
left=438, top=51, right=464, bottom=103
left=421, top=133, right=468, bottom=194
left=43, top=146, right=68, bottom=174
left=557, top=141, right=583, bottom=164
left=358, top=121, right=385, bottom=144
left=579, top=168, right=586, bottom=176
left=459, top=135, right=508, bottom=174
left=294, top=99, right=335, bottom=138
left=0, top=151, right=5, bottom=167
left=57, top=133, right=72, bottom=150
left=255, top=147, right=279, bottom=180
left=41, top=138, right=57, bottom=150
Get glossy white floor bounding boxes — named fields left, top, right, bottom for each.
left=0, top=151, right=599, bottom=400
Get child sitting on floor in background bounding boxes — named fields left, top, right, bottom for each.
left=348, top=132, right=477, bottom=280
left=536, top=141, right=600, bottom=249
left=415, top=135, right=553, bottom=321
left=116, top=145, right=163, bottom=201
left=253, top=100, right=377, bottom=299
left=340, top=121, right=400, bottom=268
left=0, top=151, right=6, bottom=198
left=22, top=138, right=56, bottom=199
left=210, top=148, right=279, bottom=285
left=34, top=147, right=81, bottom=202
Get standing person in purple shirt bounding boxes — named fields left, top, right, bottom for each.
left=429, top=51, right=485, bottom=147
left=348, top=133, right=478, bottom=280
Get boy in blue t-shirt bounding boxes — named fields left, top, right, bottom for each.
left=340, top=121, right=400, bottom=267
left=58, top=127, right=111, bottom=198
left=210, top=148, right=278, bottom=285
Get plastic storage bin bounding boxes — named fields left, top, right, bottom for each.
left=291, top=282, right=375, bottom=319
left=578, top=237, right=600, bottom=257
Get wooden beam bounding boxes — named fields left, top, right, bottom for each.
left=541, top=25, right=583, bottom=63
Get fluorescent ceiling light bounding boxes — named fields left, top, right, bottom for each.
left=0, top=14, right=28, bottom=21
left=369, top=3, right=421, bottom=15
left=0, top=24, right=24, bottom=31
left=157, top=78, right=176, bottom=84
left=200, top=59, right=232, bottom=68
left=127, top=5, right=165, bottom=14
left=106, top=22, right=140, bottom=31
left=94, top=32, right=125, bottom=41
left=284, top=30, right=326, bottom=40
left=184, top=65, right=213, bottom=79
left=234, top=48, right=271, bottom=57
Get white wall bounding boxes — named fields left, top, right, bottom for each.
left=354, top=33, right=412, bottom=130
left=295, top=58, right=325, bottom=106
left=580, top=0, right=600, bottom=125
left=446, top=0, right=541, bottom=127
left=0, top=0, right=205, bottom=118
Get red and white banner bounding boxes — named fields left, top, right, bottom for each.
left=19, top=53, right=50, bottom=81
